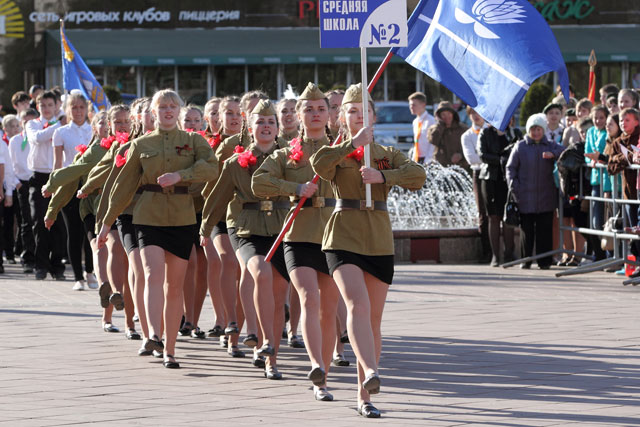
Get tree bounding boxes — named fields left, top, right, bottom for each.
left=519, top=82, right=553, bottom=127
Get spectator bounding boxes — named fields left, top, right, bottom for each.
left=504, top=116, right=523, bottom=145
left=478, top=123, right=515, bottom=266
left=427, top=101, right=469, bottom=172
left=584, top=106, right=611, bottom=243
left=0, top=115, right=19, bottom=268
left=506, top=113, right=565, bottom=269
left=460, top=107, right=490, bottom=262
left=606, top=95, right=620, bottom=115
left=618, top=89, right=639, bottom=111
left=28, top=85, right=43, bottom=110
left=408, top=92, right=436, bottom=163
left=544, top=103, right=564, bottom=145
left=599, top=83, right=619, bottom=107
left=11, top=92, right=30, bottom=115
left=563, top=99, right=592, bottom=147
left=8, top=109, right=37, bottom=273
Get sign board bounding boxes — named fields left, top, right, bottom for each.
left=319, top=0, right=408, bottom=48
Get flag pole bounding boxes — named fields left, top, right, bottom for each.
left=264, top=50, right=394, bottom=262
left=587, top=49, right=597, bottom=103
left=360, top=47, right=372, bottom=208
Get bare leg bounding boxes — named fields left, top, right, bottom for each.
left=203, top=238, right=225, bottom=328
left=288, top=284, right=301, bottom=339
left=248, top=255, right=275, bottom=347
left=192, top=246, right=208, bottom=327
left=140, top=246, right=166, bottom=341
left=267, top=267, right=288, bottom=369
left=90, top=237, right=113, bottom=325
left=163, top=251, right=189, bottom=359
left=182, top=245, right=197, bottom=329
left=214, top=234, right=237, bottom=327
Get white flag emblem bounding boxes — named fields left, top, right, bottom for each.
left=455, top=0, right=526, bottom=39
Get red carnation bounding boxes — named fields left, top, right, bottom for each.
left=208, top=133, right=222, bottom=149
left=347, top=145, right=365, bottom=162
left=233, top=145, right=245, bottom=154
left=237, top=150, right=257, bottom=168
left=74, top=144, right=88, bottom=154
left=115, top=132, right=129, bottom=144
left=115, top=149, right=129, bottom=168
left=288, top=138, right=304, bottom=162
left=100, top=135, right=117, bottom=149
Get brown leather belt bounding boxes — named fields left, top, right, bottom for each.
left=298, top=197, right=337, bottom=208
left=139, top=184, right=189, bottom=194
left=243, top=201, right=291, bottom=211
left=334, top=199, right=387, bottom=212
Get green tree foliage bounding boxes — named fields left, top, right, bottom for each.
left=103, top=85, right=122, bottom=104
left=519, top=82, right=553, bottom=127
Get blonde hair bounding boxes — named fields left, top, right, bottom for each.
left=179, top=104, right=203, bottom=129
left=150, top=89, right=184, bottom=112
left=2, top=114, right=19, bottom=129
left=106, top=104, right=130, bottom=136
left=240, top=90, right=268, bottom=114
left=204, top=97, right=221, bottom=115
left=64, top=92, right=88, bottom=121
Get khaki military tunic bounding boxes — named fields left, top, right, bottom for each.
left=44, top=140, right=107, bottom=222
left=252, top=136, right=333, bottom=244
left=310, top=139, right=426, bottom=256
left=200, top=143, right=289, bottom=238
left=80, top=140, right=124, bottom=196
left=102, top=127, right=217, bottom=228
left=278, top=129, right=298, bottom=144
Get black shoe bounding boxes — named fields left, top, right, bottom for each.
left=538, top=264, right=551, bottom=270
left=61, top=257, right=69, bottom=265
left=340, top=330, right=349, bottom=344
left=228, top=345, right=245, bottom=358
left=332, top=354, right=350, bottom=367
left=243, top=333, right=258, bottom=348
left=138, top=345, right=153, bottom=356
left=0, top=265, right=5, bottom=274
left=103, top=322, right=119, bottom=333
left=490, top=255, right=499, bottom=267
left=220, top=335, right=228, bottom=349
left=284, top=303, right=290, bottom=323
left=178, top=322, right=194, bottom=336
left=520, top=263, right=531, bottom=270
left=252, top=355, right=266, bottom=368
left=99, top=282, right=112, bottom=308
left=144, top=335, right=164, bottom=352
left=23, top=264, right=34, bottom=274
left=163, top=354, right=180, bottom=369
left=363, top=373, right=380, bottom=394
left=35, top=269, right=47, bottom=280
left=207, top=325, right=224, bottom=337
left=288, top=334, right=305, bottom=349
left=264, top=366, right=282, bottom=380
left=224, top=322, right=239, bottom=335
left=314, top=387, right=334, bottom=402
left=257, top=343, right=274, bottom=356
left=308, top=367, right=326, bottom=386
left=358, top=402, right=381, bottom=418
left=53, top=271, right=65, bottom=281
left=126, top=329, right=141, bottom=340
left=109, top=292, right=124, bottom=310
left=191, top=327, right=205, bottom=339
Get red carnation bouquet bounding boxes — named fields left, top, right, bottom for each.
left=234, top=145, right=245, bottom=154
left=115, top=132, right=129, bottom=144
left=288, top=138, right=304, bottom=162
left=237, top=150, right=257, bottom=168
left=208, top=133, right=222, bottom=149
left=100, top=135, right=117, bottom=149
left=347, top=145, right=365, bottom=162
left=74, top=144, right=88, bottom=154
left=115, top=149, right=129, bottom=168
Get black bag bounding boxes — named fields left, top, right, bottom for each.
left=503, top=190, right=520, bottom=227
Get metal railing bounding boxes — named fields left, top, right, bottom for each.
left=502, top=162, right=640, bottom=283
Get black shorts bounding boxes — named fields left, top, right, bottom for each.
left=325, top=249, right=394, bottom=285
left=227, top=227, right=241, bottom=252
left=284, top=242, right=330, bottom=275
left=212, top=221, right=228, bottom=236
left=116, top=215, right=138, bottom=255
left=136, top=224, right=197, bottom=261
left=237, top=234, right=289, bottom=282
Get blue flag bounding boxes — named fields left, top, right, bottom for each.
left=392, top=0, right=569, bottom=130
left=60, top=22, right=110, bottom=112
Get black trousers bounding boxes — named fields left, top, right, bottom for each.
left=473, top=170, right=490, bottom=256
left=520, top=211, right=554, bottom=267
left=61, top=196, right=93, bottom=280
left=2, top=201, right=14, bottom=260
left=15, top=179, right=35, bottom=265
left=29, top=172, right=65, bottom=274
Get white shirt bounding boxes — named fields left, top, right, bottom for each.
left=412, top=110, right=436, bottom=161
left=0, top=138, right=17, bottom=196
left=460, top=123, right=487, bottom=171
left=52, top=121, right=92, bottom=168
left=26, top=116, right=61, bottom=174
left=9, top=132, right=32, bottom=182
left=545, top=124, right=565, bottom=145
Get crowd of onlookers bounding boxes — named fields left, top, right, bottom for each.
left=408, top=84, right=640, bottom=278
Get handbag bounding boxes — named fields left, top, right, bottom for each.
left=503, top=190, right=520, bottom=227
left=601, top=215, right=622, bottom=252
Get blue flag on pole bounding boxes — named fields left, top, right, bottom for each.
left=60, top=21, right=110, bottom=112
left=391, top=0, right=569, bottom=130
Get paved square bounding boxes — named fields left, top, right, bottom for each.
left=1, top=262, right=639, bottom=426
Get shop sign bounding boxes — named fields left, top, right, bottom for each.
left=532, top=0, right=595, bottom=21
left=29, top=8, right=240, bottom=25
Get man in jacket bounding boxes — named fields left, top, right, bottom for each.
left=427, top=101, right=469, bottom=173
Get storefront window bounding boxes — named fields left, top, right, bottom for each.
left=143, top=66, right=174, bottom=97
left=629, top=63, right=640, bottom=90
left=383, top=62, right=418, bottom=101
left=249, top=65, right=278, bottom=99
left=283, top=64, right=315, bottom=96
left=215, top=66, right=245, bottom=97
left=105, top=66, right=137, bottom=98
left=178, top=66, right=207, bottom=105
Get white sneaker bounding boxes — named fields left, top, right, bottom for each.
left=72, top=280, right=86, bottom=291
left=85, top=272, right=99, bottom=289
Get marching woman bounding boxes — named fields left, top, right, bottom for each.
left=201, top=99, right=290, bottom=379
left=277, top=97, right=299, bottom=143
left=43, top=112, right=121, bottom=333
left=97, top=89, right=217, bottom=369
left=310, top=84, right=426, bottom=417
left=252, top=83, right=340, bottom=401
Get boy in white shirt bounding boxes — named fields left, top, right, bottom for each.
left=9, top=109, right=37, bottom=273
left=0, top=115, right=20, bottom=272
left=25, top=91, right=67, bottom=280
left=408, top=92, right=436, bottom=163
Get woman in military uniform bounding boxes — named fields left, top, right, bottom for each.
left=201, top=100, right=289, bottom=379
left=311, top=84, right=426, bottom=418
left=276, top=97, right=299, bottom=143
left=252, top=83, right=340, bottom=401
left=97, top=90, right=217, bottom=369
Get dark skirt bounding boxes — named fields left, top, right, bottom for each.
left=237, top=234, right=289, bottom=282
left=82, top=214, right=116, bottom=241
left=116, top=214, right=138, bottom=255
left=481, top=179, right=508, bottom=217
left=213, top=221, right=228, bottom=236
left=284, top=242, right=330, bottom=276
left=136, top=224, right=197, bottom=261
left=227, top=227, right=241, bottom=252
left=325, top=250, right=394, bottom=285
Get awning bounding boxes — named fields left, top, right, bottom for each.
left=46, top=25, right=640, bottom=67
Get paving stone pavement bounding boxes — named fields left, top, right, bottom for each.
left=1, top=262, right=639, bottom=426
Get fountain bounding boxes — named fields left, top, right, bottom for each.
left=388, top=162, right=481, bottom=263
